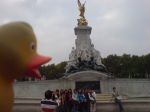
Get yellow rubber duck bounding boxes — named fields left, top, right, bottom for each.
left=0, top=22, right=51, bottom=112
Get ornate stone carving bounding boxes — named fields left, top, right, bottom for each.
left=66, top=25, right=106, bottom=73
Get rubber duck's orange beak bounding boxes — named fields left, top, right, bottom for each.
left=26, top=55, right=51, bottom=79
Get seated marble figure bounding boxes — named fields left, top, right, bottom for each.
left=66, top=56, right=107, bottom=73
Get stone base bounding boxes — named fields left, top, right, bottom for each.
left=65, top=70, right=108, bottom=81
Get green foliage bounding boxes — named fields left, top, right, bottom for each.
left=102, top=53, right=150, bottom=78
left=39, top=61, right=67, bottom=80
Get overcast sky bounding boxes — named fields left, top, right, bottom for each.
left=0, top=0, right=150, bottom=64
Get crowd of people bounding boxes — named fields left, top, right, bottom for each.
left=41, top=88, right=96, bottom=112
left=41, top=87, right=124, bottom=112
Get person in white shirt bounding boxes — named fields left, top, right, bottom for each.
left=88, top=89, right=96, bottom=112
left=72, top=89, right=79, bottom=112
left=112, top=87, right=124, bottom=112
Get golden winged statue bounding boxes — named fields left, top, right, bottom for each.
left=77, top=0, right=88, bottom=26
left=77, top=0, right=86, bottom=18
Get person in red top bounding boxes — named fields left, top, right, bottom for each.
left=41, top=90, right=58, bottom=112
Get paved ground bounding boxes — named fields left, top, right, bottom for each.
left=13, top=98, right=150, bottom=112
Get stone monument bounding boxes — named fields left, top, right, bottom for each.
left=65, top=0, right=107, bottom=74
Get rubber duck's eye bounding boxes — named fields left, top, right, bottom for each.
left=31, top=43, right=36, bottom=50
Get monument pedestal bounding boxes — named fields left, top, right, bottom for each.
left=66, top=70, right=108, bottom=81
left=65, top=70, right=109, bottom=93
left=74, top=26, right=92, bottom=57
left=66, top=25, right=106, bottom=73
left=65, top=20, right=108, bottom=91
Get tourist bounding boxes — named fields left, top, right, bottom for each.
left=78, top=89, right=86, bottom=112
left=88, top=89, right=96, bottom=112
left=112, top=87, right=124, bottom=112
left=81, top=89, right=87, bottom=112
left=68, top=89, right=73, bottom=112
left=41, top=90, right=58, bottom=112
left=52, top=91, right=57, bottom=101
left=84, top=88, right=90, bottom=112
left=63, top=89, right=69, bottom=112
left=72, top=89, right=79, bottom=112
left=55, top=89, right=60, bottom=99
left=58, top=89, right=65, bottom=112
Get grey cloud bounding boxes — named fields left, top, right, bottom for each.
left=0, top=0, right=149, bottom=63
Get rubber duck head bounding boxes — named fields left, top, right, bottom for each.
left=0, top=22, right=51, bottom=112
left=0, top=22, right=51, bottom=80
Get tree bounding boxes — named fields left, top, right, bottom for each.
left=39, top=62, right=67, bottom=80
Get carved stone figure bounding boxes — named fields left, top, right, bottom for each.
left=91, top=44, right=102, bottom=65
left=69, top=47, right=76, bottom=61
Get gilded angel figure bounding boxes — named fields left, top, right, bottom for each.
left=77, top=0, right=86, bottom=18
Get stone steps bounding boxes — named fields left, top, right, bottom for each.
left=96, top=94, right=128, bottom=101
left=14, top=93, right=128, bottom=102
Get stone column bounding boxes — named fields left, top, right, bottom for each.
left=74, top=25, right=93, bottom=60
left=74, top=26, right=92, bottom=51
